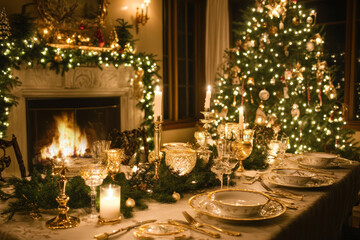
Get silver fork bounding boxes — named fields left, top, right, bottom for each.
left=182, top=211, right=241, bottom=237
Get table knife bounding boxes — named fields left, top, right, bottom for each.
left=260, top=179, right=304, bottom=201
left=94, top=219, right=157, bottom=240
left=168, top=219, right=220, bottom=238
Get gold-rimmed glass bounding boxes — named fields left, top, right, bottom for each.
left=80, top=164, right=108, bottom=219
left=231, top=129, right=254, bottom=173
left=105, top=148, right=125, bottom=176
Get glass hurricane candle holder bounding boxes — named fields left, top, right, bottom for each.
left=80, top=164, right=108, bottom=220
left=105, top=148, right=125, bottom=177
left=164, top=148, right=197, bottom=176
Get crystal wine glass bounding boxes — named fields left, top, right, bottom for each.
left=91, top=140, right=111, bottom=164
left=223, top=155, right=239, bottom=188
left=80, top=164, right=108, bottom=220
left=211, top=158, right=228, bottom=189
left=231, top=129, right=254, bottom=174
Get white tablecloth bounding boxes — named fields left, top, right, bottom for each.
left=1, top=158, right=360, bottom=240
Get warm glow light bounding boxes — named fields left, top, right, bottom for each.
left=41, top=112, right=88, bottom=159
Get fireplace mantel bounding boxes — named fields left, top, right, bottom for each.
left=6, top=64, right=142, bottom=177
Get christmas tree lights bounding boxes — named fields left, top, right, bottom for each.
left=212, top=0, right=358, bottom=160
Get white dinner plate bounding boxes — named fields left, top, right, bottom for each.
left=188, top=192, right=286, bottom=221
left=264, top=173, right=336, bottom=188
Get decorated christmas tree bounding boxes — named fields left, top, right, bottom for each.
left=211, top=0, right=359, bottom=163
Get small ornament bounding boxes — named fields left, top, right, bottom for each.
left=284, top=45, right=289, bottom=57
left=172, top=191, right=181, bottom=201
left=306, top=41, right=315, bottom=51
left=306, top=16, right=313, bottom=24
left=279, top=21, right=284, bottom=30
left=54, top=55, right=62, bottom=63
left=247, top=77, right=255, bottom=85
left=283, top=86, right=290, bottom=99
left=255, top=103, right=267, bottom=126
left=95, top=28, right=105, bottom=47
left=270, top=77, right=276, bottom=85
left=268, top=26, right=278, bottom=35
left=314, top=33, right=322, bottom=45
left=259, top=89, right=270, bottom=101
left=79, top=23, right=85, bottom=30
left=125, top=197, right=136, bottom=207
left=324, top=82, right=337, bottom=100
left=260, top=33, right=270, bottom=44
left=315, top=104, right=321, bottom=112
left=292, top=17, right=300, bottom=26
left=262, top=22, right=267, bottom=28
left=291, top=104, right=300, bottom=118
left=267, top=114, right=278, bottom=127
left=284, top=69, right=292, bottom=79
left=248, top=40, right=255, bottom=48
left=232, top=76, right=240, bottom=85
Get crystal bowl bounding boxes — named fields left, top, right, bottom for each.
left=208, top=189, right=269, bottom=217
left=271, top=168, right=316, bottom=185
left=164, top=148, right=197, bottom=176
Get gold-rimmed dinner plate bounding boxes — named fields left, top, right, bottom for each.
left=188, top=191, right=286, bottom=221
left=264, top=173, right=336, bottom=188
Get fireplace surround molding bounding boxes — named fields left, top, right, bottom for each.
left=6, top=64, right=142, bottom=177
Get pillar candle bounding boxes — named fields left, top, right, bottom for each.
left=154, top=86, right=162, bottom=120
left=100, top=184, right=121, bottom=219
left=204, top=85, right=211, bottom=110
left=239, top=106, right=244, bottom=130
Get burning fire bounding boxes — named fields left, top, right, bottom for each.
left=41, top=112, right=88, bottom=159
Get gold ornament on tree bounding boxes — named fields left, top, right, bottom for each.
left=292, top=17, right=300, bottom=25
left=255, top=102, right=267, bottom=126
left=324, top=81, right=337, bottom=100
left=291, top=103, right=300, bottom=118
left=268, top=25, right=278, bottom=35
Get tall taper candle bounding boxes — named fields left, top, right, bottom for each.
left=239, top=106, right=244, bottom=130
left=204, top=85, right=211, bottom=110
left=154, top=86, right=162, bottom=120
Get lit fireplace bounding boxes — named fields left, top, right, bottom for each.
left=40, top=112, right=88, bottom=159
left=27, top=97, right=121, bottom=171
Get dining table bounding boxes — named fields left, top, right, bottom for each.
left=0, top=154, right=360, bottom=240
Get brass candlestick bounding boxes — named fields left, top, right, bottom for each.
left=46, top=158, right=80, bottom=229
left=153, top=116, right=162, bottom=180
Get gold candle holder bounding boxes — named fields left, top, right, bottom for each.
left=153, top=116, right=162, bottom=180
left=46, top=158, right=80, bottom=229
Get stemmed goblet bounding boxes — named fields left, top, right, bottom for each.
left=211, top=158, right=228, bottom=189
left=231, top=129, right=254, bottom=174
left=91, top=140, right=111, bottom=164
left=223, top=155, right=239, bottom=188
left=80, top=164, right=108, bottom=220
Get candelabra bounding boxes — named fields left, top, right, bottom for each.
left=195, top=110, right=214, bottom=165
left=46, top=158, right=80, bottom=229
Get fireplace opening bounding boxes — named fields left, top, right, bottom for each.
left=26, top=97, right=120, bottom=172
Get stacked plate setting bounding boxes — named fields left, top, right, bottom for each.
left=189, top=189, right=286, bottom=221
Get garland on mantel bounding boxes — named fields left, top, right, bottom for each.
left=0, top=10, right=159, bottom=148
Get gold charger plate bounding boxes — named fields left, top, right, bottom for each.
left=188, top=191, right=286, bottom=221
left=264, top=173, right=336, bottom=188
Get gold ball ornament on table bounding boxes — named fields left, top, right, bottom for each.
left=125, top=197, right=136, bottom=207
left=172, top=191, right=181, bottom=201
